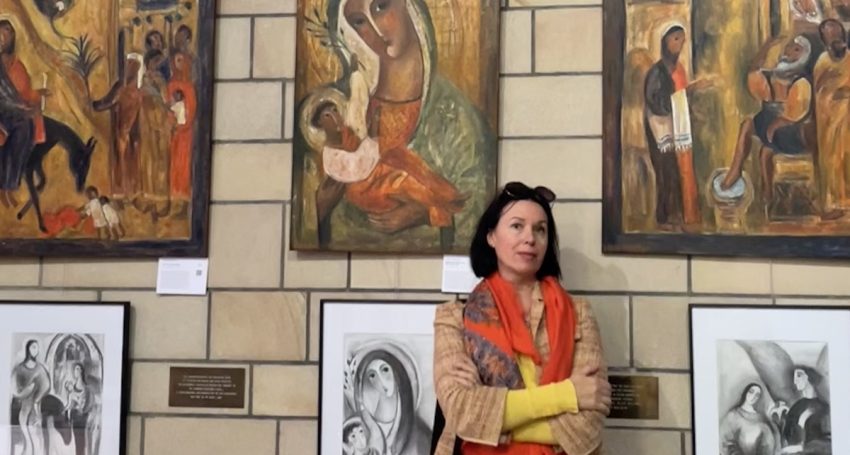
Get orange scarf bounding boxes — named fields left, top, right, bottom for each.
left=462, top=273, right=576, bottom=455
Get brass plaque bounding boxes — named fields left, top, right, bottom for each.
left=609, top=375, right=659, bottom=419
left=169, top=367, right=246, bottom=409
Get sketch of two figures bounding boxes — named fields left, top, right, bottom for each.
left=718, top=340, right=831, bottom=455
left=10, top=333, right=104, bottom=455
left=341, top=335, right=433, bottom=455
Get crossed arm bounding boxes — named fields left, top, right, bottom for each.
left=433, top=298, right=610, bottom=454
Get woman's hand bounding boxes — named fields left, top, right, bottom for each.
left=368, top=202, right=428, bottom=233
left=569, top=366, right=611, bottom=415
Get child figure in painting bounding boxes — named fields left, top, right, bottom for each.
left=170, top=89, right=187, bottom=126
left=100, top=196, right=125, bottom=240
left=312, top=99, right=467, bottom=229
left=342, top=417, right=379, bottom=455
left=80, top=186, right=107, bottom=239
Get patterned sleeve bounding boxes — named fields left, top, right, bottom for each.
left=433, top=301, right=507, bottom=446
left=549, top=298, right=606, bottom=455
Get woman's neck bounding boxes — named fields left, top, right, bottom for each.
left=741, top=403, right=756, bottom=413
left=375, top=42, right=424, bottom=101
left=499, top=270, right=537, bottom=292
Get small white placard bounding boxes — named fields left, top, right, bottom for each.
left=441, top=255, right=479, bottom=294
left=157, top=258, right=209, bottom=295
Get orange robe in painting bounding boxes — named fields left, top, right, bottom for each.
left=167, top=80, right=196, bottom=200
left=342, top=99, right=465, bottom=227
left=5, top=56, right=44, bottom=144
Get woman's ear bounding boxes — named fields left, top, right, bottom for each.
left=486, top=231, right=495, bottom=248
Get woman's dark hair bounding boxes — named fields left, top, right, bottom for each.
left=356, top=350, right=413, bottom=454
left=469, top=182, right=561, bottom=280
left=24, top=339, right=37, bottom=360
left=795, top=366, right=823, bottom=386
left=0, top=20, right=16, bottom=54
left=736, top=382, right=762, bottom=407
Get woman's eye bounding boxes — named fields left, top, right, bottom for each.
left=381, top=366, right=390, bottom=373
left=373, top=0, right=390, bottom=13
left=510, top=223, right=521, bottom=230
left=350, top=15, right=367, bottom=28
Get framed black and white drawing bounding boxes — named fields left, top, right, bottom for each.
left=689, top=304, right=850, bottom=455
left=319, top=299, right=439, bottom=455
left=0, top=301, right=130, bottom=455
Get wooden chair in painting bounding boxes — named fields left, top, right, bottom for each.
left=765, top=121, right=819, bottom=223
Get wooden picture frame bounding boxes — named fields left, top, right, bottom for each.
left=603, top=0, right=850, bottom=258
left=0, top=0, right=214, bottom=257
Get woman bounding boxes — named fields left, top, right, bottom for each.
left=348, top=342, right=430, bottom=454
left=11, top=339, right=50, bottom=455
left=167, top=50, right=196, bottom=218
left=309, top=0, right=496, bottom=251
left=433, top=182, right=611, bottom=454
left=719, top=383, right=778, bottom=455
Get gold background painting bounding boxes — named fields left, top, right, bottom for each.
left=292, top=0, right=500, bottom=253
left=0, top=0, right=200, bottom=243
left=619, top=0, right=850, bottom=237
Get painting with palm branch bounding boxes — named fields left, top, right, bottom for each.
left=0, top=0, right=213, bottom=256
left=291, top=0, right=500, bottom=254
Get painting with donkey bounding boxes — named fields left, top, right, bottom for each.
left=0, top=0, right=213, bottom=256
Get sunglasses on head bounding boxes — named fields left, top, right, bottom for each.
left=502, top=182, right=556, bottom=205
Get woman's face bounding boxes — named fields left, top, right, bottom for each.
left=73, top=365, right=82, bottom=378
left=665, top=30, right=686, bottom=56
left=487, top=200, right=548, bottom=282
left=744, top=385, right=761, bottom=406
left=365, top=359, right=396, bottom=398
left=344, top=0, right=414, bottom=59
left=793, top=369, right=809, bottom=391
left=27, top=342, right=38, bottom=358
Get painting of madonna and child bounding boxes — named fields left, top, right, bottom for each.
left=291, top=0, right=499, bottom=254
left=320, top=301, right=437, bottom=455
left=605, top=0, right=850, bottom=257
left=0, top=0, right=212, bottom=256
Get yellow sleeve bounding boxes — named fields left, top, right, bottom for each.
left=503, top=355, right=579, bottom=431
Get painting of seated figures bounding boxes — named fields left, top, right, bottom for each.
left=604, top=0, right=850, bottom=258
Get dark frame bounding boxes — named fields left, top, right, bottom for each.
left=318, top=298, right=441, bottom=455
left=0, top=1, right=214, bottom=257
left=1, top=300, right=131, bottom=455
left=688, top=303, right=850, bottom=455
left=290, top=0, right=501, bottom=255
left=602, top=0, right=850, bottom=259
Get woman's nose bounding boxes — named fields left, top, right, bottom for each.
left=522, top=227, right=535, bottom=244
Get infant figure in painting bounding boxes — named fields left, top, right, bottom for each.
left=100, top=196, right=125, bottom=240
left=342, top=417, right=380, bottom=455
left=81, top=186, right=107, bottom=239
left=312, top=87, right=467, bottom=229
left=170, top=89, right=187, bottom=126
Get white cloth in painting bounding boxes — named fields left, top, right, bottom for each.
left=85, top=199, right=107, bottom=228
left=322, top=137, right=380, bottom=183
left=102, top=203, right=120, bottom=227
left=671, top=89, right=693, bottom=152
